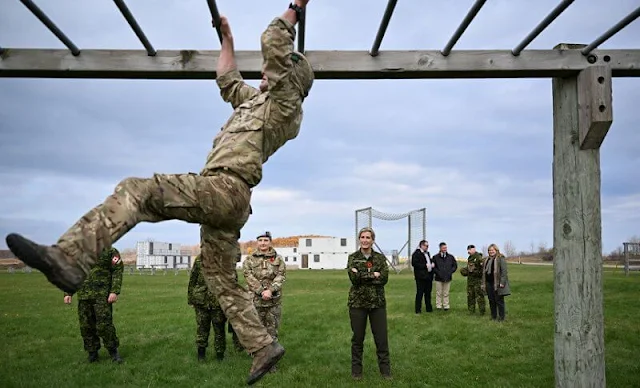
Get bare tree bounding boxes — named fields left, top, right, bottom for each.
left=530, top=241, right=535, bottom=255
left=537, top=241, right=548, bottom=254
left=481, top=244, right=488, bottom=255
left=503, top=240, right=517, bottom=257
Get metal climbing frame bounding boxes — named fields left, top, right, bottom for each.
left=2, top=1, right=640, bottom=387
left=1, top=1, right=639, bottom=80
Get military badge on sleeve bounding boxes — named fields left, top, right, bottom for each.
left=111, top=255, right=121, bottom=265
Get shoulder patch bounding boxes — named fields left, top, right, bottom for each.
left=111, top=255, right=121, bottom=265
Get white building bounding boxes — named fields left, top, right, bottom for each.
left=237, top=236, right=357, bottom=270
left=297, top=236, right=356, bottom=269
left=136, top=240, right=192, bottom=269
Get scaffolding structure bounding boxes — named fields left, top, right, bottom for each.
left=2, top=1, right=640, bottom=386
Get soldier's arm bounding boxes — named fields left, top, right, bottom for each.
left=259, top=2, right=306, bottom=102
left=347, top=255, right=364, bottom=286
left=215, top=17, right=260, bottom=109
left=270, top=256, right=287, bottom=293
left=187, top=259, right=200, bottom=305
left=110, top=260, right=124, bottom=295
left=242, top=259, right=264, bottom=295
left=370, top=255, right=389, bottom=286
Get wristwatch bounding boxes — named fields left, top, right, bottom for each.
left=289, top=3, right=303, bottom=22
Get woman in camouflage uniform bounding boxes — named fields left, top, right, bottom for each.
left=242, top=231, right=286, bottom=371
left=188, top=254, right=243, bottom=361
left=346, top=227, right=391, bottom=381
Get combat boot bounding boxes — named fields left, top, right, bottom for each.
left=197, top=347, right=206, bottom=361
left=87, top=351, right=99, bottom=363
left=108, top=348, right=123, bottom=363
left=246, top=342, right=285, bottom=385
left=5, top=234, right=85, bottom=294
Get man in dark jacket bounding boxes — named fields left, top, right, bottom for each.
left=432, top=242, right=457, bottom=311
left=411, top=240, right=434, bottom=313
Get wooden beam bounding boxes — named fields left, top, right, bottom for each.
left=577, top=66, right=613, bottom=149
left=552, top=43, right=606, bottom=387
left=1, top=48, right=640, bottom=80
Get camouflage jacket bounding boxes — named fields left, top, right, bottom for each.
left=467, top=252, right=484, bottom=278
left=65, top=247, right=123, bottom=300
left=201, top=17, right=311, bottom=188
left=242, top=248, right=286, bottom=307
left=347, top=249, right=389, bottom=309
left=187, top=255, right=220, bottom=309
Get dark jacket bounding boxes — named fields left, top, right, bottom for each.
left=411, top=249, right=433, bottom=281
left=432, top=252, right=458, bottom=282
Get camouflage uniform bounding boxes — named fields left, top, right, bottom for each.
left=347, top=249, right=391, bottom=378
left=465, top=252, right=486, bottom=314
left=64, top=247, right=123, bottom=362
left=188, top=255, right=243, bottom=361
left=8, top=14, right=314, bottom=363
left=242, top=248, right=286, bottom=342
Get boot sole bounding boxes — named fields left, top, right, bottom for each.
left=246, top=346, right=285, bottom=385
left=6, top=233, right=78, bottom=293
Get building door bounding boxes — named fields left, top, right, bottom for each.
left=301, top=254, right=309, bottom=269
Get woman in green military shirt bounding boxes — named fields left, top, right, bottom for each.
left=346, top=227, right=391, bottom=381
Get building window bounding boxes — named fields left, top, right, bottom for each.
left=293, top=248, right=297, bottom=253
left=284, top=257, right=288, bottom=262
left=314, top=254, right=320, bottom=262
left=149, top=242, right=154, bottom=255
left=169, top=243, right=172, bottom=251
left=293, top=257, right=297, bottom=262
left=164, top=256, right=168, bottom=264
left=340, top=238, right=347, bottom=246
left=306, top=239, right=312, bottom=247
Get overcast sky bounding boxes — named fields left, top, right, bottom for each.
left=1, top=0, right=638, bottom=257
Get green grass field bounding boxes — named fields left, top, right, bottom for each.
left=1, top=265, right=639, bottom=388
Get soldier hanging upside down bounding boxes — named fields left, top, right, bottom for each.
left=6, top=1, right=313, bottom=385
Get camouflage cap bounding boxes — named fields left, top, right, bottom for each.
left=290, top=51, right=314, bottom=98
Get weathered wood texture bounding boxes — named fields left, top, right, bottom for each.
left=1, top=48, right=640, bottom=80
left=552, top=46, right=606, bottom=387
left=577, top=66, right=613, bottom=149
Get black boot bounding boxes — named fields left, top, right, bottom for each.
left=108, top=348, right=123, bottom=363
left=197, top=347, right=206, bottom=361
left=87, top=351, right=99, bottom=363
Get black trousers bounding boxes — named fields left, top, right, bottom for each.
left=349, top=307, right=390, bottom=376
left=486, top=281, right=505, bottom=321
left=414, top=278, right=433, bottom=313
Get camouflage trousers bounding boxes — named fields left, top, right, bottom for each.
left=77, top=298, right=118, bottom=353
left=194, top=306, right=243, bottom=354
left=255, top=304, right=282, bottom=342
left=55, top=171, right=272, bottom=353
left=467, top=277, right=486, bottom=314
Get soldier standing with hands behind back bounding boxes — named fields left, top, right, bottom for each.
left=242, top=232, right=287, bottom=372
left=461, top=244, right=486, bottom=315
left=188, top=254, right=243, bottom=362
left=63, top=247, right=123, bottom=363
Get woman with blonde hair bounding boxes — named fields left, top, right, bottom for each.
left=481, top=244, right=511, bottom=321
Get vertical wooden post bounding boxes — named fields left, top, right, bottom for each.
left=552, top=43, right=607, bottom=388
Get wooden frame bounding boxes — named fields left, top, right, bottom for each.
left=2, top=48, right=640, bottom=80
left=3, top=1, right=640, bottom=387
